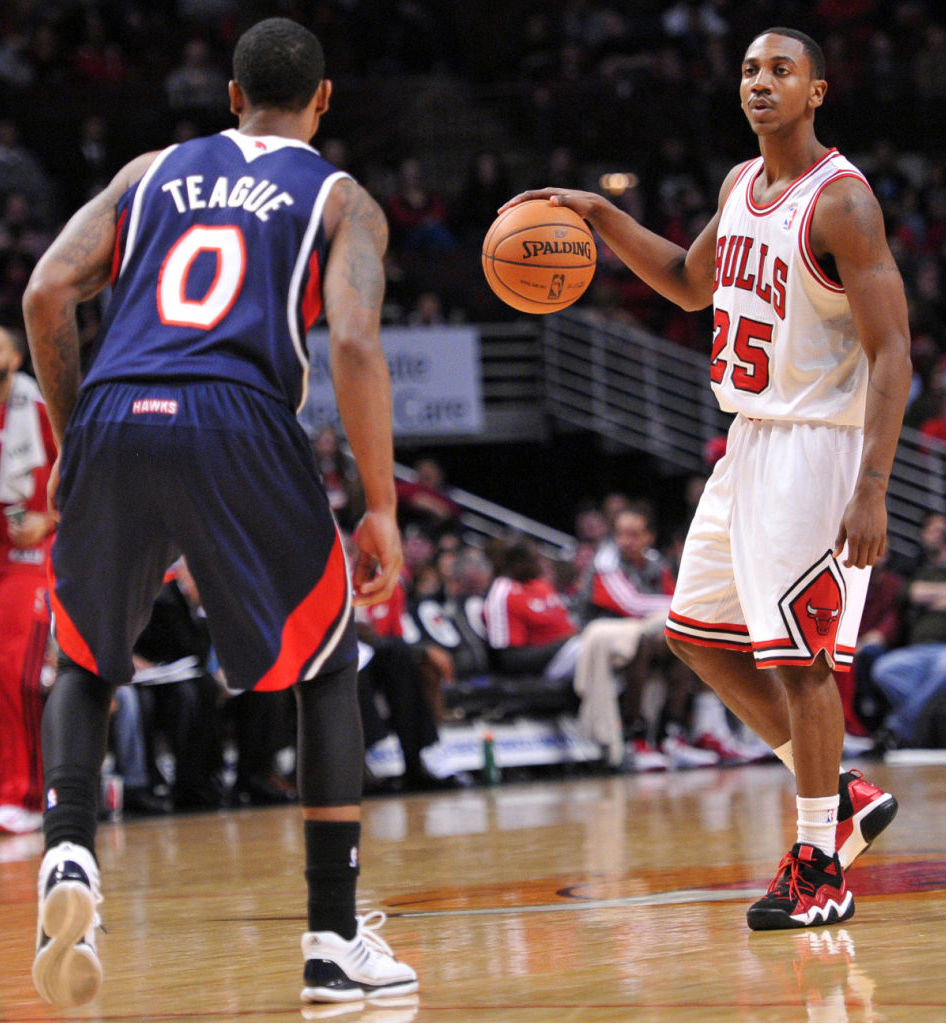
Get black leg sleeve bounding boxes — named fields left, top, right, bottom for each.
left=42, top=658, right=117, bottom=855
left=294, top=659, right=364, bottom=807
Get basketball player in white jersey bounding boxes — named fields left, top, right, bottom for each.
left=502, top=26, right=911, bottom=929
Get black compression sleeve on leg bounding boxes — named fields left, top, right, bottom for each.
left=294, top=660, right=364, bottom=808
left=304, top=819, right=361, bottom=938
left=41, top=659, right=117, bottom=855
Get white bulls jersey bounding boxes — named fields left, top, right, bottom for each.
left=710, top=149, right=869, bottom=426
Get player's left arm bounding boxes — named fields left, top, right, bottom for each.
left=811, top=177, right=913, bottom=569
left=321, top=176, right=402, bottom=606
left=22, top=151, right=160, bottom=448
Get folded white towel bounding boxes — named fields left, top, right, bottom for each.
left=0, top=372, right=45, bottom=504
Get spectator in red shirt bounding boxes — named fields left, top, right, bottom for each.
left=0, top=327, right=57, bottom=834
left=483, top=536, right=580, bottom=681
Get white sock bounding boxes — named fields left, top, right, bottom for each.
left=796, top=795, right=840, bottom=857
left=774, top=740, right=794, bottom=773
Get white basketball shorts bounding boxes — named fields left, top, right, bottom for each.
left=666, top=415, right=871, bottom=670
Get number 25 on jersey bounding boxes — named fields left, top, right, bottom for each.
left=710, top=309, right=773, bottom=395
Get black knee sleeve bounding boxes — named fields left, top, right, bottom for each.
left=42, top=659, right=117, bottom=854
left=294, top=660, right=364, bottom=807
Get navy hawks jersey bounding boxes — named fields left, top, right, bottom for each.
left=82, top=129, right=349, bottom=411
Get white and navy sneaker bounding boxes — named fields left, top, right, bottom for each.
left=301, top=910, right=418, bottom=1003
left=33, top=842, right=103, bottom=1007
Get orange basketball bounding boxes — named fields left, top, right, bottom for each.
left=482, top=200, right=597, bottom=314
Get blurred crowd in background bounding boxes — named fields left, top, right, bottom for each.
left=1, top=3, right=944, bottom=380
left=1, top=1, right=944, bottom=827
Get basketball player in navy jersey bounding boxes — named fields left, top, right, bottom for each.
left=502, top=27, right=911, bottom=929
left=23, top=18, right=416, bottom=1006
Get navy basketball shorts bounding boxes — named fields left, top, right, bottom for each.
left=49, top=380, right=356, bottom=691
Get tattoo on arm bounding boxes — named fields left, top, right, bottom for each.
left=43, top=314, right=82, bottom=438
left=26, top=182, right=120, bottom=437
left=333, top=178, right=387, bottom=310
left=52, top=191, right=118, bottom=299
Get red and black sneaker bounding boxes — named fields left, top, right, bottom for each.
left=747, top=843, right=854, bottom=931
left=836, top=769, right=898, bottom=870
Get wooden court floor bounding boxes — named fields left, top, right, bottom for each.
left=1, top=760, right=944, bottom=1023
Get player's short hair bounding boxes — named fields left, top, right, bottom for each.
left=233, top=18, right=325, bottom=112
left=753, top=26, right=826, bottom=80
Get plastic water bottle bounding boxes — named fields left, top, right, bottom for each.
left=103, top=774, right=124, bottom=822
left=482, top=731, right=501, bottom=786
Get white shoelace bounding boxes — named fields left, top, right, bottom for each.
left=355, top=911, right=395, bottom=959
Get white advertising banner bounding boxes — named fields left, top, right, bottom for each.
left=302, top=326, right=484, bottom=437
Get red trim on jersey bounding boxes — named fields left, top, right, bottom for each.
left=798, top=171, right=871, bottom=293
left=664, top=611, right=752, bottom=651
left=752, top=636, right=794, bottom=651
left=664, top=625, right=753, bottom=652
left=301, top=249, right=323, bottom=329
left=724, top=160, right=759, bottom=207
left=666, top=610, right=750, bottom=635
left=46, top=564, right=99, bottom=675
left=744, top=149, right=839, bottom=216
left=254, top=533, right=348, bottom=691
left=110, top=207, right=129, bottom=286
left=752, top=639, right=855, bottom=670
left=755, top=653, right=824, bottom=669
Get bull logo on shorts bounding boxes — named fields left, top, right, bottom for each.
left=805, top=599, right=840, bottom=636
left=782, top=555, right=846, bottom=660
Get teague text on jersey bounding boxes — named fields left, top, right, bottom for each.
left=521, top=238, right=593, bottom=260
left=161, top=174, right=294, bottom=223
left=714, top=233, right=787, bottom=319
